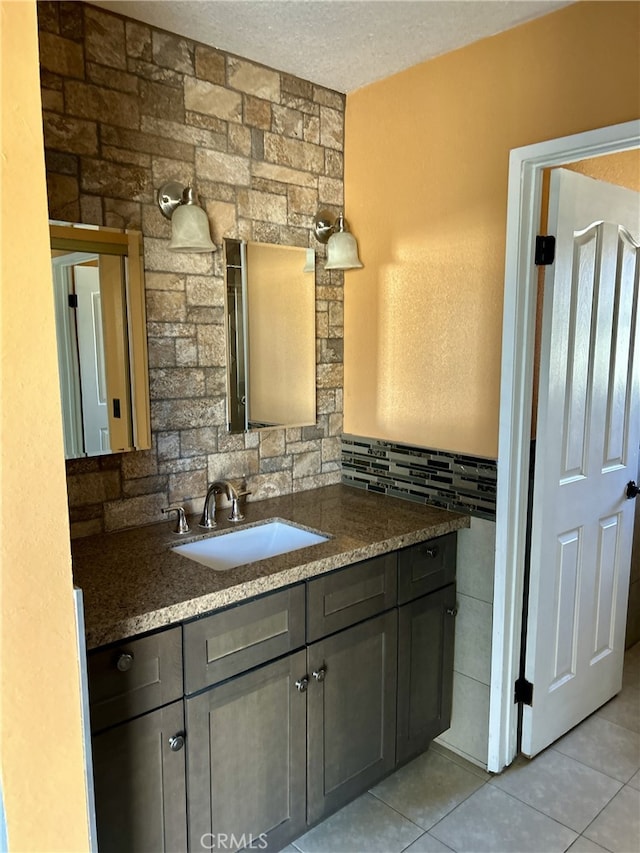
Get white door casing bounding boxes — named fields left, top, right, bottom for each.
left=491, top=120, right=640, bottom=774
left=522, top=169, right=640, bottom=756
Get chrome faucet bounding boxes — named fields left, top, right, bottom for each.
left=199, top=481, right=231, bottom=529
left=199, top=480, right=252, bottom=528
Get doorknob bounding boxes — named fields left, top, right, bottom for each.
left=626, top=481, right=640, bottom=499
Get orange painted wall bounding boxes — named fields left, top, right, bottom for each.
left=1, top=1, right=90, bottom=849
left=344, top=0, right=640, bottom=458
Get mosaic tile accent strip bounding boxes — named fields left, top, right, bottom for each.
left=341, top=434, right=497, bottom=521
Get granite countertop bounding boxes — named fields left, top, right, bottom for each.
left=72, top=484, right=470, bottom=649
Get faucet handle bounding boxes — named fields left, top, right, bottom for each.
left=162, top=505, right=190, bottom=534
left=228, top=489, right=251, bottom=523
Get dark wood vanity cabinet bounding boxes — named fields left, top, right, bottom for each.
left=87, top=533, right=457, bottom=853
left=87, top=629, right=187, bottom=852
left=396, top=533, right=457, bottom=765
left=91, top=701, right=188, bottom=853
left=396, top=583, right=456, bottom=765
left=186, top=649, right=308, bottom=852
left=183, top=575, right=398, bottom=847
left=183, top=587, right=307, bottom=851
left=307, top=609, right=398, bottom=824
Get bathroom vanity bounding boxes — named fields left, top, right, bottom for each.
left=74, top=485, right=468, bottom=852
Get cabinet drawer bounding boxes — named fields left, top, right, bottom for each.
left=183, top=584, right=305, bottom=694
left=306, top=553, right=397, bottom=642
left=88, top=627, right=183, bottom=732
left=398, top=533, right=457, bottom=604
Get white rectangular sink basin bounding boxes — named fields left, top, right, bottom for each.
left=173, top=520, right=329, bottom=571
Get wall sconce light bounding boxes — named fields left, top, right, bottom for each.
left=313, top=209, right=363, bottom=270
left=157, top=181, right=216, bottom=253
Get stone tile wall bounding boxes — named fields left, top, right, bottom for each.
left=37, top=2, right=345, bottom=537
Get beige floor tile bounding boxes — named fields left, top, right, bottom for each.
left=595, top=685, right=640, bottom=733
left=490, top=748, right=622, bottom=832
left=429, top=741, right=490, bottom=780
left=628, top=769, right=640, bottom=791
left=553, top=714, right=640, bottom=782
left=371, top=748, right=486, bottom=831
left=429, top=785, right=577, bottom=853
left=583, top=785, right=640, bottom=853
left=293, top=792, right=422, bottom=853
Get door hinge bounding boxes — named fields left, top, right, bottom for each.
left=535, top=235, right=556, bottom=266
left=514, top=677, right=533, bottom=706
left=68, top=293, right=78, bottom=308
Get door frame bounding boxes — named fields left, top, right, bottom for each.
left=489, top=119, right=640, bottom=774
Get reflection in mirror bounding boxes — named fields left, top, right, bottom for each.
left=225, top=240, right=316, bottom=432
left=50, top=223, right=151, bottom=459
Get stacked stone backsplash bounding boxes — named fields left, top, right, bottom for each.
left=37, top=1, right=345, bottom=538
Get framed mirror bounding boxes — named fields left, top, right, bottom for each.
left=225, top=239, right=316, bottom=432
left=50, top=222, right=151, bottom=459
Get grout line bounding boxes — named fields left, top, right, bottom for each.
left=549, top=738, right=640, bottom=786
left=488, top=760, right=623, bottom=836
left=476, top=784, right=581, bottom=837
left=450, top=668, right=492, bottom=688
left=366, top=788, right=429, bottom=834
left=571, top=836, right=615, bottom=853
left=577, top=787, right=628, bottom=853
left=398, top=830, right=457, bottom=853
left=418, top=779, right=491, bottom=842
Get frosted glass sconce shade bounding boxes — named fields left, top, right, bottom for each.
left=303, top=248, right=316, bottom=273
left=325, top=228, right=363, bottom=270
left=313, top=210, right=363, bottom=271
left=157, top=182, right=215, bottom=253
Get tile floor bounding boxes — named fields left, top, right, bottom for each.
left=285, top=643, right=640, bottom=853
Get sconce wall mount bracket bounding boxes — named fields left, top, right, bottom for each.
left=158, top=181, right=187, bottom=219
left=314, top=209, right=342, bottom=244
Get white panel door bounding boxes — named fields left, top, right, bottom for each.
left=522, top=168, right=640, bottom=757
left=75, top=264, right=111, bottom=455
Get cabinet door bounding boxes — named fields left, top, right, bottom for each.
left=186, top=649, right=307, bottom=852
left=396, top=583, right=456, bottom=766
left=92, top=699, right=187, bottom=853
left=307, top=610, right=398, bottom=825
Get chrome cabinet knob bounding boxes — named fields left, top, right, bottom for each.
left=116, top=652, right=134, bottom=672
left=295, top=676, right=309, bottom=693
left=168, top=733, right=185, bottom=752
left=312, top=667, right=327, bottom=682
left=424, top=545, right=439, bottom=558
left=446, top=606, right=458, bottom=617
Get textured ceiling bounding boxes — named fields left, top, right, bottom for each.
left=90, top=0, right=573, bottom=93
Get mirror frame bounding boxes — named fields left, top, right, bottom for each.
left=224, top=238, right=317, bottom=433
left=50, top=223, right=151, bottom=457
